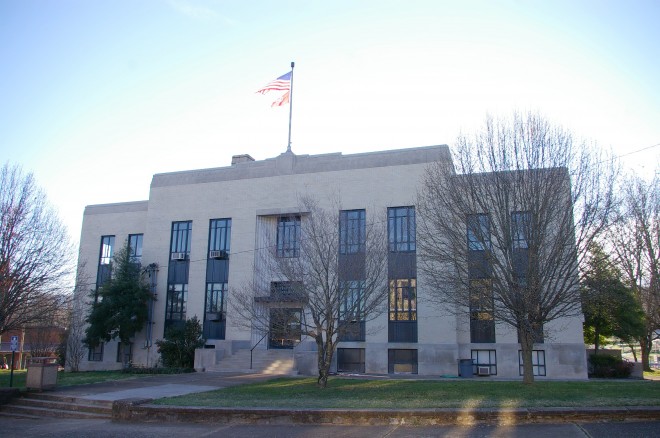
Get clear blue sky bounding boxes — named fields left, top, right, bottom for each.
left=1, top=0, right=659, bottom=248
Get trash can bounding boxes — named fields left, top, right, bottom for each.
left=458, top=359, right=474, bottom=378
left=26, top=357, right=59, bottom=390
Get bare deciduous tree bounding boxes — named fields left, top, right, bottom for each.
left=232, top=196, right=388, bottom=387
left=0, top=163, right=73, bottom=335
left=22, top=291, right=70, bottom=361
left=608, top=172, right=659, bottom=370
left=417, top=113, right=617, bottom=383
left=66, top=264, right=94, bottom=371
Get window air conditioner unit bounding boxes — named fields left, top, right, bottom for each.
left=477, top=366, right=491, bottom=376
left=209, top=250, right=228, bottom=259
left=171, top=252, right=186, bottom=261
left=206, top=312, right=223, bottom=322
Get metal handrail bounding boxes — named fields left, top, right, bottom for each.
left=250, top=331, right=269, bottom=369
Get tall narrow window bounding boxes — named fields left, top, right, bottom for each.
left=470, top=279, right=495, bottom=343
left=96, top=235, right=115, bottom=288
left=511, top=211, right=531, bottom=249
left=209, top=218, right=231, bottom=257
left=128, top=234, right=143, bottom=264
left=467, top=214, right=495, bottom=342
left=205, top=282, right=227, bottom=315
left=467, top=214, right=490, bottom=251
left=388, top=207, right=415, bottom=252
left=277, top=216, right=300, bottom=257
left=339, top=281, right=366, bottom=341
left=389, top=279, right=417, bottom=321
left=339, top=210, right=366, bottom=254
left=340, top=281, right=364, bottom=321
left=165, top=284, right=188, bottom=329
left=170, top=221, right=192, bottom=259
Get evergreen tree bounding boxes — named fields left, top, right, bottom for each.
left=156, top=316, right=204, bottom=368
left=581, top=243, right=645, bottom=351
left=84, top=241, right=153, bottom=350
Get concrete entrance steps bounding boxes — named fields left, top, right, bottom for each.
left=205, top=348, right=296, bottom=375
left=0, top=392, right=113, bottom=420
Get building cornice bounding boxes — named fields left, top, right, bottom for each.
left=150, top=145, right=451, bottom=188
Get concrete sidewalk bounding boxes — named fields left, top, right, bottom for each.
left=52, top=371, right=273, bottom=401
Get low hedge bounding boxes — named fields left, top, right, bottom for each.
left=588, top=354, right=633, bottom=378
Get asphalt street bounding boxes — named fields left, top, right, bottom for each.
left=1, top=417, right=658, bottom=437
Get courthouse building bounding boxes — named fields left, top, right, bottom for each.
left=75, top=145, right=588, bottom=379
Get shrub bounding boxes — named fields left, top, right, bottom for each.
left=588, top=354, right=634, bottom=378
left=155, top=316, right=205, bottom=369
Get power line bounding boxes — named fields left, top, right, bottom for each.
left=614, top=142, right=659, bottom=160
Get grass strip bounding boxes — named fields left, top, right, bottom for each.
left=0, top=370, right=143, bottom=389
left=153, top=377, right=660, bottom=409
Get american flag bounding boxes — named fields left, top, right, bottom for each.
left=271, top=91, right=290, bottom=107
left=256, top=71, right=292, bottom=101
left=256, top=71, right=292, bottom=94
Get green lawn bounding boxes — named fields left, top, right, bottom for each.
left=0, top=369, right=143, bottom=389
left=153, top=377, right=660, bottom=409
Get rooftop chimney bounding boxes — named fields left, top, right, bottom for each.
left=231, top=154, right=255, bottom=165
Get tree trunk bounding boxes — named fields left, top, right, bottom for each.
left=594, top=326, right=600, bottom=353
left=519, top=328, right=535, bottom=385
left=628, top=343, right=638, bottom=362
left=640, top=335, right=652, bottom=371
left=315, top=336, right=334, bottom=388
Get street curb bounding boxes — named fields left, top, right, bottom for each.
left=112, top=401, right=660, bottom=426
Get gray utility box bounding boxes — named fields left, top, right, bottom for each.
left=458, top=359, right=474, bottom=378
left=26, top=357, right=59, bottom=390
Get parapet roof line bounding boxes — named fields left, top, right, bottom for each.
left=151, top=145, right=451, bottom=188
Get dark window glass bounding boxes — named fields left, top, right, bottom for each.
left=165, top=284, right=188, bottom=324
left=269, top=281, right=304, bottom=301
left=88, top=343, right=104, bottom=362
left=205, top=282, right=227, bottom=314
left=269, top=308, right=302, bottom=349
left=96, top=235, right=115, bottom=289
left=339, top=210, right=366, bottom=254
left=116, top=342, right=132, bottom=364
left=517, top=324, right=545, bottom=344
left=339, top=281, right=366, bottom=341
left=388, top=207, right=416, bottom=252
left=471, top=349, right=497, bottom=375
left=467, top=214, right=490, bottom=251
left=470, top=279, right=495, bottom=343
left=277, top=216, right=300, bottom=257
left=340, top=280, right=364, bottom=321
left=209, top=218, right=231, bottom=255
left=519, top=350, right=546, bottom=376
left=337, top=348, right=365, bottom=373
left=128, top=234, right=143, bottom=264
left=389, top=279, right=417, bottom=321
left=170, top=221, right=192, bottom=256
left=511, top=211, right=531, bottom=249
left=388, top=349, right=418, bottom=374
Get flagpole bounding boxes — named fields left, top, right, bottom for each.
left=287, top=61, right=294, bottom=153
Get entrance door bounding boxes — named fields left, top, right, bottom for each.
left=269, top=308, right=301, bottom=349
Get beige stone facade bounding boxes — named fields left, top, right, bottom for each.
left=75, top=146, right=587, bottom=379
